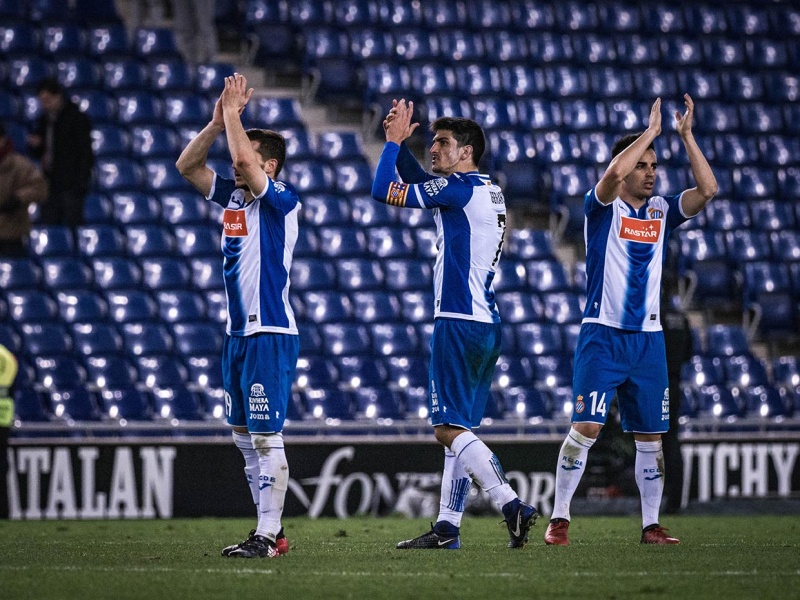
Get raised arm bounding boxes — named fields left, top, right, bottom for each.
left=384, top=99, right=430, bottom=183
left=220, top=73, right=264, bottom=196
left=595, top=98, right=662, bottom=205
left=675, top=94, right=718, bottom=216
left=175, top=96, right=224, bottom=197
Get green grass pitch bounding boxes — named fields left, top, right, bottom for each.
left=1, top=516, right=798, bottom=600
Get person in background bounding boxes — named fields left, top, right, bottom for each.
left=171, top=0, right=218, bottom=66
left=0, top=344, right=19, bottom=519
left=660, top=273, right=694, bottom=515
left=0, top=123, right=48, bottom=256
left=27, top=78, right=94, bottom=228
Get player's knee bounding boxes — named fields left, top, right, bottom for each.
left=251, top=432, right=283, bottom=456
left=572, top=422, right=602, bottom=439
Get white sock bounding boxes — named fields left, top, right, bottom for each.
left=253, top=433, right=288, bottom=541
left=451, top=431, right=517, bottom=510
left=437, top=448, right=471, bottom=528
left=551, top=427, right=596, bottom=521
left=635, top=439, right=664, bottom=529
left=232, top=431, right=260, bottom=507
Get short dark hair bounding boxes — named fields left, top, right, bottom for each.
left=36, top=77, right=63, bottom=96
left=611, top=132, right=654, bottom=159
left=246, top=129, right=287, bottom=177
left=430, top=117, right=485, bottom=166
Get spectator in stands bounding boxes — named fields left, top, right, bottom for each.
left=0, top=344, right=18, bottom=519
left=171, top=0, right=218, bottom=66
left=27, top=78, right=94, bottom=228
left=544, top=95, right=718, bottom=547
left=176, top=73, right=299, bottom=559
left=660, top=272, right=693, bottom=515
left=375, top=99, right=538, bottom=550
left=0, top=123, right=48, bottom=256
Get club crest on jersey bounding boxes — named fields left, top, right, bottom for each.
left=574, top=395, right=585, bottom=413
left=619, top=216, right=662, bottom=244
left=223, top=209, right=248, bottom=236
left=273, top=180, right=286, bottom=193
left=250, top=383, right=266, bottom=397
left=386, top=181, right=409, bottom=207
left=647, top=207, right=664, bottom=219
left=423, top=177, right=448, bottom=196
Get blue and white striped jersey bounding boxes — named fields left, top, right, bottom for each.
left=372, top=142, right=506, bottom=323
left=582, top=187, right=689, bottom=332
left=207, top=171, right=300, bottom=336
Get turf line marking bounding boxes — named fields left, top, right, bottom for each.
left=2, top=565, right=800, bottom=578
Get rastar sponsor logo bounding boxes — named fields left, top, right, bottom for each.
left=619, top=216, right=661, bottom=243
left=223, top=209, right=247, bottom=236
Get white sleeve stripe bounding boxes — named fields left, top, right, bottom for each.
left=205, top=171, right=218, bottom=200
left=253, top=172, right=270, bottom=200
left=413, top=185, right=428, bottom=208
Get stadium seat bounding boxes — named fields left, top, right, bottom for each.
left=149, top=59, right=193, bottom=93
left=773, top=356, right=800, bottom=387
left=71, top=322, right=123, bottom=356
left=694, top=385, right=743, bottom=419
left=56, top=290, right=107, bottom=323
left=382, top=259, right=432, bottom=291
left=681, top=355, right=725, bottom=387
left=615, top=35, right=661, bottom=65
left=530, top=355, right=573, bottom=389
left=321, top=323, right=371, bottom=355
left=145, top=310, right=211, bottom=353
left=366, top=227, right=415, bottom=259
left=759, top=135, right=799, bottom=167
left=194, top=62, right=235, bottom=94
left=741, top=261, right=791, bottom=303
left=350, top=291, right=401, bottom=323
left=335, top=258, right=383, bottom=291
left=334, top=158, right=373, bottom=194
left=0, top=325, right=21, bottom=357
left=725, top=230, right=771, bottom=263
left=14, top=389, right=51, bottom=422
left=140, top=258, right=193, bottom=291
left=91, top=124, right=130, bottom=158
left=161, top=192, right=209, bottom=225
left=133, top=26, right=178, bottom=59
left=111, top=192, right=160, bottom=225
left=302, top=389, right=356, bottom=421
left=173, top=225, right=220, bottom=258
left=353, top=387, right=403, bottom=420
left=303, top=291, right=353, bottom=323
left=35, top=356, right=87, bottom=390
left=704, top=200, right=752, bottom=232
left=29, top=225, right=75, bottom=258
left=515, top=323, right=563, bottom=356
left=505, top=229, right=554, bottom=261
left=294, top=356, right=338, bottom=390
left=370, top=323, right=419, bottom=356
left=631, top=67, right=679, bottom=100
left=244, top=97, right=303, bottom=129
left=92, top=258, right=142, bottom=289
left=121, top=322, right=173, bottom=356
left=6, top=290, right=58, bottom=323
left=83, top=355, right=137, bottom=389
left=350, top=196, right=396, bottom=227
left=284, top=160, right=336, bottom=195
left=723, top=355, right=769, bottom=388
left=41, top=258, right=93, bottom=290
left=705, top=325, right=751, bottom=358
left=82, top=192, right=114, bottom=224
left=493, top=261, right=528, bottom=292
left=183, top=354, right=223, bottom=390
left=408, top=63, right=456, bottom=97
left=130, top=125, right=180, bottom=159
left=20, top=322, right=72, bottom=357
left=743, top=385, right=790, bottom=419
left=50, top=388, right=103, bottom=422
left=94, top=159, right=144, bottom=192
left=99, top=387, right=153, bottom=421
left=300, top=194, right=350, bottom=227
left=0, top=258, right=41, bottom=290
left=453, top=64, right=500, bottom=98
left=0, top=23, right=38, bottom=56
left=156, top=291, right=207, bottom=323
left=546, top=67, right=591, bottom=99
left=384, top=355, right=428, bottom=390
left=493, top=355, right=534, bottom=390
left=105, top=290, right=158, bottom=323
left=335, top=356, right=388, bottom=390
left=55, top=57, right=101, bottom=89
left=316, top=130, right=364, bottom=160
left=152, top=386, right=204, bottom=420
left=573, top=34, right=618, bottom=66
left=503, top=387, right=551, bottom=420
left=526, top=260, right=572, bottom=293
left=684, top=259, right=737, bottom=308
left=770, top=231, right=800, bottom=262
left=290, top=258, right=336, bottom=291
left=399, top=291, right=434, bottom=323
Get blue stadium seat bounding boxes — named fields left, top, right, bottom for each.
left=759, top=135, right=799, bottom=168
left=315, top=131, right=363, bottom=160
left=353, top=387, right=403, bottom=420
left=51, top=388, right=103, bottom=421
left=720, top=70, right=764, bottom=101
left=56, top=290, right=106, bottom=323
left=284, top=160, right=335, bottom=195
left=281, top=127, right=315, bottom=160
left=156, top=290, right=206, bottom=323
left=493, top=355, right=534, bottom=390
left=366, top=227, right=415, bottom=258
left=531, top=355, right=573, bottom=389
left=526, top=260, right=572, bottom=293
left=244, top=97, right=303, bottom=129
left=71, top=322, right=122, bottom=356
left=498, top=65, right=546, bottom=99
left=350, top=196, right=396, bottom=226
left=733, top=167, right=777, bottom=200
left=385, top=355, right=428, bottom=390
left=363, top=62, right=410, bottom=106
left=173, top=225, right=220, bottom=258
left=302, top=388, right=355, bottom=421
left=393, top=28, right=442, bottom=63
left=745, top=292, right=796, bottom=340
left=0, top=23, right=37, bottom=55
left=162, top=94, right=209, bottom=126
left=291, top=258, right=336, bottom=291
left=739, top=103, right=784, bottom=135
left=121, top=322, right=173, bottom=357
left=194, top=62, right=235, bottom=95
left=303, top=291, right=353, bottom=323
left=190, top=257, right=224, bottom=291
left=705, top=325, right=750, bottom=357
left=320, top=323, right=371, bottom=355
left=726, top=4, right=770, bottom=36
left=495, top=293, right=545, bottom=324
left=542, top=292, right=584, bottom=325
left=750, top=200, right=794, bottom=232
left=143, top=158, right=193, bottom=192
left=631, top=67, right=679, bottom=100
left=497, top=161, right=542, bottom=207
left=0, top=91, right=18, bottom=121
left=684, top=259, right=737, bottom=307
left=676, top=69, right=721, bottom=100
left=6, top=290, right=58, bottom=323
left=550, top=164, right=598, bottom=196
left=55, top=57, right=101, bottom=89
left=743, top=385, right=790, bottom=419
left=773, top=356, right=800, bottom=387
left=0, top=325, right=21, bottom=356
left=140, top=257, right=192, bottom=291
left=152, top=386, right=204, bottom=420
left=641, top=3, right=685, bottom=33
left=371, top=323, right=419, bottom=356
left=8, top=57, right=51, bottom=90
left=682, top=355, right=725, bottom=387
left=694, top=385, right=742, bottom=419
left=335, top=356, right=388, bottom=390
left=334, top=158, right=373, bottom=194
left=102, top=60, right=146, bottom=91
left=203, top=291, right=226, bottom=323
left=553, top=1, right=598, bottom=31
left=400, top=386, right=431, bottom=420
left=336, top=259, right=383, bottom=290
left=408, top=62, right=456, bottom=97
left=133, top=27, right=178, bottom=59
left=91, top=257, right=142, bottom=289
left=692, top=102, right=739, bottom=135
left=471, top=98, right=519, bottom=131
left=171, top=322, right=223, bottom=356
left=149, top=59, right=193, bottom=93
left=105, top=290, right=157, bottom=323
left=493, top=261, right=527, bottom=292
left=778, top=167, right=800, bottom=202
left=505, top=229, right=554, bottom=261
left=723, top=355, right=769, bottom=388
left=0, top=0, right=23, bottom=19
left=161, top=192, right=208, bottom=225
left=572, top=33, right=617, bottom=66
left=481, top=30, right=529, bottom=63
left=82, top=192, right=114, bottom=224
left=94, top=158, right=144, bottom=192
left=294, top=356, right=338, bottom=390
left=130, top=125, right=179, bottom=159
left=770, top=231, right=800, bottom=262
left=510, top=0, right=555, bottom=30
left=725, top=230, right=771, bottom=263
left=578, top=131, right=614, bottom=163
left=615, top=35, right=661, bottom=65
left=0, top=258, right=42, bottom=290
left=86, top=24, right=128, bottom=57
left=112, top=192, right=160, bottom=225
left=183, top=354, right=222, bottom=390
left=29, top=225, right=75, bottom=258
left=20, top=322, right=72, bottom=357
left=399, top=291, right=434, bottom=323
left=765, top=73, right=799, bottom=104
left=83, top=355, right=137, bottom=389
left=350, top=291, right=401, bottom=323
left=487, top=130, right=537, bottom=167
left=300, top=194, right=350, bottom=226
left=302, top=26, right=349, bottom=60
left=504, top=387, right=552, bottom=420
left=317, top=226, right=367, bottom=258
left=588, top=66, right=633, bottom=98
left=14, top=389, right=51, bottom=422
left=546, top=67, right=591, bottom=99
left=677, top=230, right=728, bottom=270
left=660, top=36, right=703, bottom=66
left=35, top=356, right=87, bottom=390
left=99, top=387, right=153, bottom=420
left=41, top=258, right=93, bottom=290
left=91, top=124, right=130, bottom=158
left=382, top=259, right=432, bottom=291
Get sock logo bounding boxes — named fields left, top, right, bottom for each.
left=560, top=456, right=583, bottom=471
left=642, top=467, right=663, bottom=481
left=259, top=475, right=276, bottom=490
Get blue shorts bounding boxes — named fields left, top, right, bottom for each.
left=429, top=318, right=502, bottom=429
left=222, top=332, right=299, bottom=433
left=572, top=323, right=669, bottom=434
